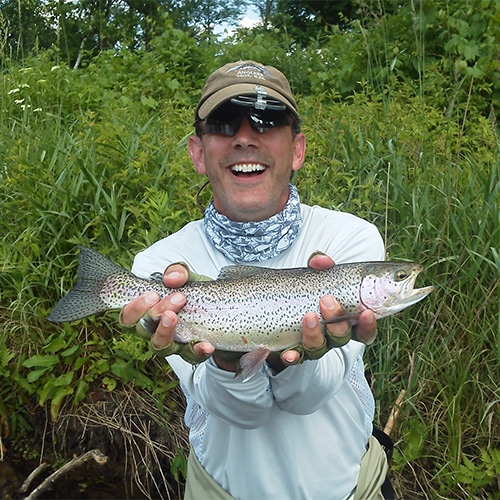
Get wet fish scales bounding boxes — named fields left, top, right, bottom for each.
left=49, top=247, right=433, bottom=357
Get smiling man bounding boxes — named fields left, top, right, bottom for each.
left=119, top=61, right=394, bottom=499
left=189, top=62, right=305, bottom=223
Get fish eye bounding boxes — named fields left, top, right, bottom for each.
left=395, top=269, right=408, bottom=280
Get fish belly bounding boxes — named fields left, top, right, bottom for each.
left=175, top=291, right=320, bottom=352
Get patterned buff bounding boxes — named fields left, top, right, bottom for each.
left=203, top=184, right=302, bottom=263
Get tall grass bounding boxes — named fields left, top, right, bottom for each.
left=1, top=48, right=499, bottom=498
left=298, top=87, right=499, bottom=498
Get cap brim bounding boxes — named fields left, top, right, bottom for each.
left=197, top=83, right=298, bottom=120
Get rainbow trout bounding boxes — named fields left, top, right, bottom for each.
left=49, top=247, right=433, bottom=377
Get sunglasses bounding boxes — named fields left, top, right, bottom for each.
left=197, top=100, right=292, bottom=137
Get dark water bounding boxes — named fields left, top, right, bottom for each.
left=0, top=458, right=161, bottom=499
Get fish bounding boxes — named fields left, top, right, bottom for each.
left=49, top=247, right=434, bottom=379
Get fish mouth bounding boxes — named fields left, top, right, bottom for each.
left=230, top=163, right=266, bottom=177
left=397, top=269, right=434, bottom=307
left=400, top=284, right=435, bottom=306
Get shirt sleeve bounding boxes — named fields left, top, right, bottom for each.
left=167, top=356, right=274, bottom=429
left=269, top=342, right=365, bottom=414
left=166, top=341, right=365, bottom=427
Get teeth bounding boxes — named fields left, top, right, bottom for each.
left=231, top=163, right=265, bottom=173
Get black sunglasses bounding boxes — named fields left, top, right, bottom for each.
left=197, top=100, right=292, bottom=137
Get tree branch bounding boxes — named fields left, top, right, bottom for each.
left=23, top=449, right=108, bottom=500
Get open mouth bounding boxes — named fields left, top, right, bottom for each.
left=230, top=163, right=266, bottom=176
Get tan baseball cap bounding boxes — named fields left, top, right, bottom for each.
left=195, top=61, right=299, bottom=121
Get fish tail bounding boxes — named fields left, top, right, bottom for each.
left=48, top=247, right=126, bottom=323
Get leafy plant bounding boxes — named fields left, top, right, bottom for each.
left=455, top=449, right=500, bottom=495
left=1, top=14, right=499, bottom=498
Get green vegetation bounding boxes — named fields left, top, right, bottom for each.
left=1, top=1, right=499, bottom=498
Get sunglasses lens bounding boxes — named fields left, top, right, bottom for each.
left=201, top=102, right=290, bottom=136
left=202, top=117, right=241, bottom=136
left=248, top=111, right=290, bottom=133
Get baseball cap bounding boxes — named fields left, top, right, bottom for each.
left=195, top=61, right=299, bottom=121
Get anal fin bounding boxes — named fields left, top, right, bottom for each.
left=237, top=348, right=271, bottom=382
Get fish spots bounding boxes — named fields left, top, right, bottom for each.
left=51, top=249, right=430, bottom=353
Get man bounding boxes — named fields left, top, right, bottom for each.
left=120, top=61, right=391, bottom=499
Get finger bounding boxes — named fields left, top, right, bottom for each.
left=152, top=311, right=214, bottom=359
left=149, top=292, right=186, bottom=318
left=135, top=292, right=186, bottom=340
left=163, top=263, right=189, bottom=288
left=308, top=253, right=335, bottom=270
left=301, top=312, right=326, bottom=349
left=320, top=296, right=350, bottom=337
left=281, top=349, right=300, bottom=365
left=193, top=341, right=215, bottom=357
left=354, top=310, right=377, bottom=344
left=151, top=292, right=188, bottom=347
left=151, top=310, right=177, bottom=348
left=281, top=312, right=328, bottom=365
left=119, top=292, right=159, bottom=327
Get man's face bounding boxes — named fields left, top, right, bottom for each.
left=188, top=105, right=306, bottom=222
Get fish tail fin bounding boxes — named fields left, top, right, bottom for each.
left=48, top=247, right=126, bottom=323
left=237, top=348, right=271, bottom=382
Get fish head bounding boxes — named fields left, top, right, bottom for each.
left=360, top=262, right=434, bottom=318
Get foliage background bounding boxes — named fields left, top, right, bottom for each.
left=0, top=0, right=499, bottom=498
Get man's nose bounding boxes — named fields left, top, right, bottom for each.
left=231, top=116, right=259, bottom=147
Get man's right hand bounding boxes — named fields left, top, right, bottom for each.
left=119, top=263, right=215, bottom=360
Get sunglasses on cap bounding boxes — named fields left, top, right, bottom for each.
left=196, top=97, right=292, bottom=137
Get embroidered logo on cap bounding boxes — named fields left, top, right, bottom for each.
left=226, top=62, right=272, bottom=80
